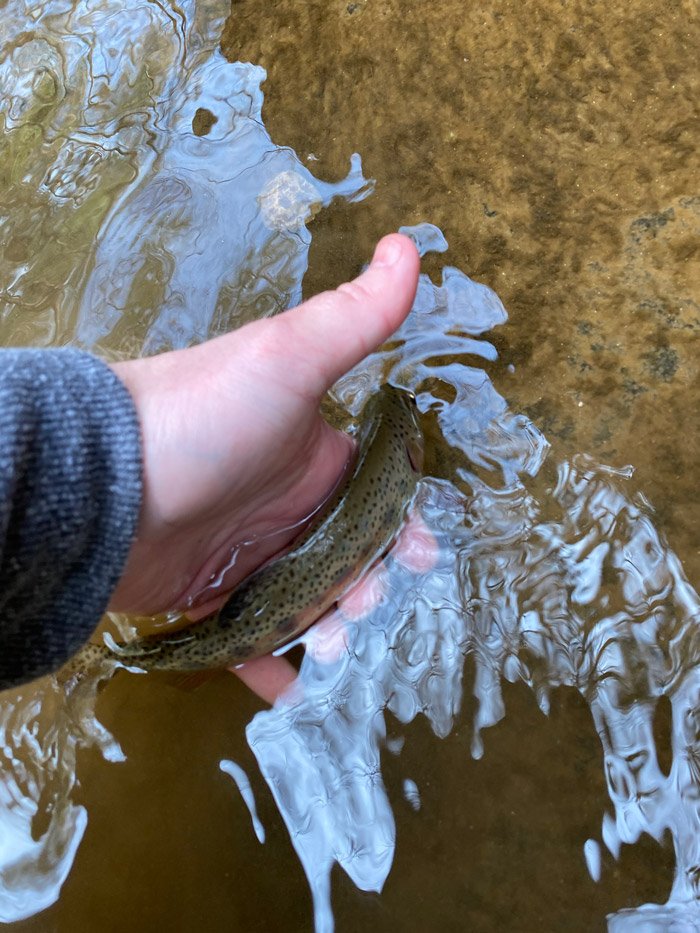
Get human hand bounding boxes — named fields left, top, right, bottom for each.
left=109, top=234, right=420, bottom=620
left=234, top=506, right=439, bottom=705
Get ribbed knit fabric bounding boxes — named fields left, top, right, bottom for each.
left=0, top=349, right=142, bottom=688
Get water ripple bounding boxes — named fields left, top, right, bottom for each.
left=247, top=261, right=700, bottom=931
left=0, top=1, right=699, bottom=930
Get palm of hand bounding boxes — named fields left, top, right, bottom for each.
left=109, top=319, right=354, bottom=615
left=108, top=235, right=421, bottom=620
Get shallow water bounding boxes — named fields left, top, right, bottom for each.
left=0, top=0, right=698, bottom=930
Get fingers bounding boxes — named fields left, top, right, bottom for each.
left=231, top=654, right=300, bottom=705
left=304, top=613, right=349, bottom=663
left=335, top=510, right=438, bottom=621
left=276, top=233, right=420, bottom=397
left=230, top=512, right=439, bottom=702
left=297, top=510, right=439, bottom=665
left=390, top=511, right=437, bottom=573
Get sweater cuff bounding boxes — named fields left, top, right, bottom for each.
left=0, top=349, right=143, bottom=688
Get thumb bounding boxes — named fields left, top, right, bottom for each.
left=275, top=233, right=420, bottom=397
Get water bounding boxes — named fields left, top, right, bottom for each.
left=244, top=242, right=700, bottom=930
left=0, top=0, right=372, bottom=357
left=0, top=0, right=698, bottom=930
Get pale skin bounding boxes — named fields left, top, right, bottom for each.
left=109, top=234, right=435, bottom=703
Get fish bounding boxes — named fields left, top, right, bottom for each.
left=58, top=384, right=423, bottom=683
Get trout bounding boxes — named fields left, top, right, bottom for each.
left=59, top=384, right=422, bottom=681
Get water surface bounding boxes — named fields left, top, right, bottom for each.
left=0, top=0, right=698, bottom=930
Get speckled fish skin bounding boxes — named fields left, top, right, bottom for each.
left=60, top=385, right=422, bottom=679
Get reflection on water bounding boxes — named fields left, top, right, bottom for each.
left=0, top=0, right=699, bottom=931
left=0, top=0, right=371, bottom=358
left=0, top=667, right=120, bottom=922
left=74, top=50, right=371, bottom=357
left=244, top=235, right=700, bottom=931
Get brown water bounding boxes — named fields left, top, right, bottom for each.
left=0, top=0, right=699, bottom=930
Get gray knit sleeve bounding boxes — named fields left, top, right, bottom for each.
left=0, top=349, right=142, bottom=689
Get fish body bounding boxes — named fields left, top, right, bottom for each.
left=60, top=385, right=422, bottom=680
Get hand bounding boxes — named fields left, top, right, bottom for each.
left=234, top=507, right=439, bottom=705
left=109, top=234, right=420, bottom=621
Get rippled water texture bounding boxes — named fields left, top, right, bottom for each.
left=0, top=0, right=698, bottom=930
left=0, top=0, right=371, bottom=357
left=246, top=243, right=700, bottom=931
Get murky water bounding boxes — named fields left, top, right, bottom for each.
left=0, top=0, right=698, bottom=930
